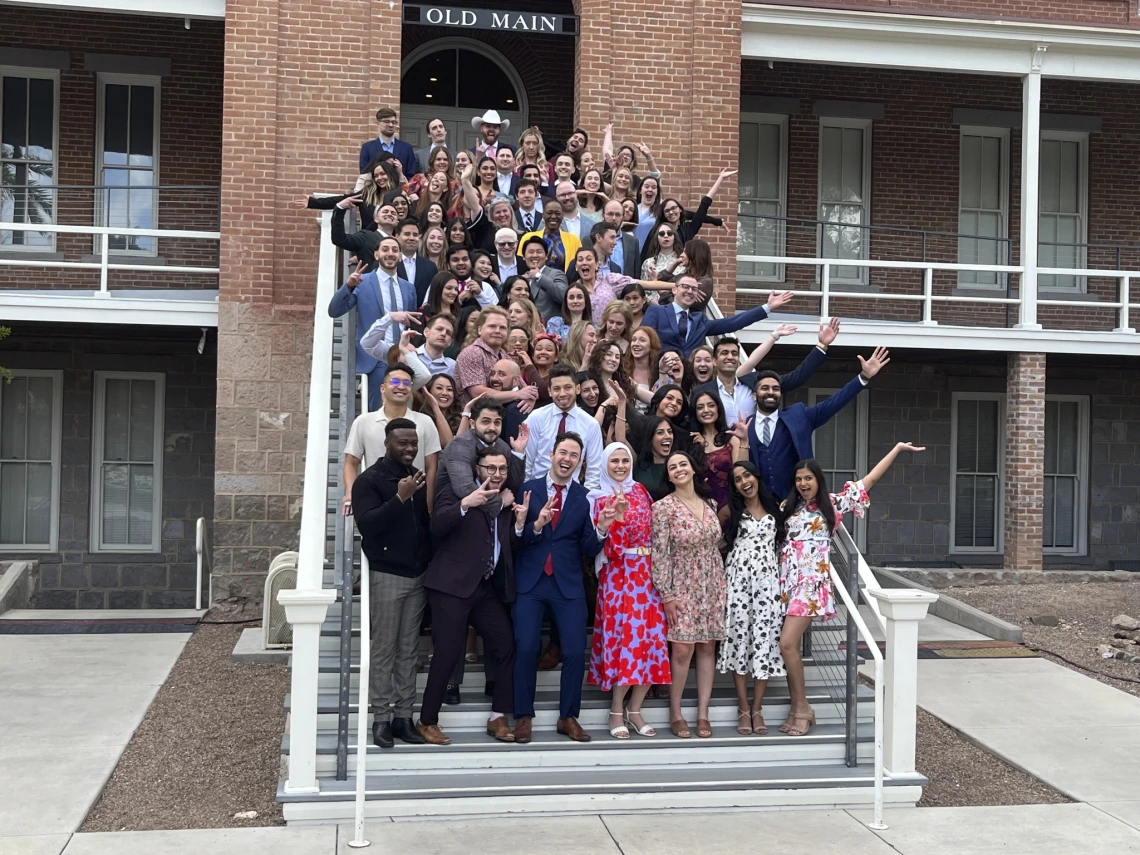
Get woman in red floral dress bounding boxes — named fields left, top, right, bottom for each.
left=588, top=442, right=671, bottom=739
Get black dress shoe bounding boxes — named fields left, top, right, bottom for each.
left=444, top=683, right=462, bottom=705
left=372, top=720, right=394, bottom=749
left=391, top=717, right=425, bottom=745
left=484, top=680, right=495, bottom=697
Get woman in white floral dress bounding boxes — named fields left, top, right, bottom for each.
left=777, top=442, right=925, bottom=736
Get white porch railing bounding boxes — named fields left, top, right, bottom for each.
left=195, top=517, right=213, bottom=611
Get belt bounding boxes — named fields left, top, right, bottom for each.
left=622, top=547, right=651, bottom=556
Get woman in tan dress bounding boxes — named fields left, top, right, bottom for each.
left=650, top=450, right=727, bottom=739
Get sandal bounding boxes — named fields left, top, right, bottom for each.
left=671, top=718, right=691, bottom=739
left=736, top=707, right=753, bottom=735
left=783, top=709, right=816, bottom=737
left=696, top=718, right=713, bottom=738
left=625, top=711, right=656, bottom=738
left=608, top=711, right=630, bottom=740
left=465, top=652, right=478, bottom=663
left=751, top=709, right=768, bottom=736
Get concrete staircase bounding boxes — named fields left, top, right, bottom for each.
left=276, top=317, right=925, bottom=825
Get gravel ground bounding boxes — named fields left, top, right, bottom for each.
left=81, top=623, right=288, bottom=831
left=949, top=581, right=1140, bottom=699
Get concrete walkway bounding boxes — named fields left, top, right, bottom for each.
left=2, top=804, right=1138, bottom=855
left=916, top=656, right=1140, bottom=832
left=0, top=631, right=191, bottom=840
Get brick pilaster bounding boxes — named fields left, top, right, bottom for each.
left=1003, top=352, right=1046, bottom=571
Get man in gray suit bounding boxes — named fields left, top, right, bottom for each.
left=555, top=180, right=590, bottom=242
left=602, top=199, right=641, bottom=278
left=414, top=117, right=450, bottom=174
left=519, top=235, right=569, bottom=320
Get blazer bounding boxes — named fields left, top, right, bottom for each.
left=359, top=137, right=419, bottom=179
left=414, top=143, right=450, bottom=175
left=332, top=207, right=380, bottom=267
left=611, top=232, right=641, bottom=278
left=436, top=433, right=525, bottom=520
left=327, top=271, right=418, bottom=375
left=693, top=346, right=828, bottom=402
left=518, top=265, right=569, bottom=322
left=517, top=229, right=582, bottom=274
left=514, top=478, right=605, bottom=601
left=424, top=482, right=516, bottom=603
left=514, top=207, right=543, bottom=234
left=641, top=302, right=771, bottom=357
left=398, top=255, right=439, bottom=305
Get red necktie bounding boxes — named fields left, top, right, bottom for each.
left=557, top=410, right=568, bottom=438
left=542, top=483, right=565, bottom=576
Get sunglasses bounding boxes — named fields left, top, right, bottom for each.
left=388, top=377, right=412, bottom=388
left=496, top=241, right=517, bottom=248
left=658, top=230, right=674, bottom=237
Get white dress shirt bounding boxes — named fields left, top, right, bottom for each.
left=755, top=409, right=780, bottom=445
left=496, top=255, right=519, bottom=280
left=402, top=254, right=417, bottom=286
left=371, top=271, right=405, bottom=348
left=717, top=375, right=756, bottom=423
left=561, top=213, right=583, bottom=239
left=521, top=403, right=604, bottom=491
left=496, top=172, right=514, bottom=196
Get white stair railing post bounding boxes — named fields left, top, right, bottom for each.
left=867, top=589, right=938, bottom=777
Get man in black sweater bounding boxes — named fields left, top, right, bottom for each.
left=352, top=417, right=431, bottom=749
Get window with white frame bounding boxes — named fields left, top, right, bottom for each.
left=818, top=117, right=871, bottom=286
left=737, top=114, right=787, bottom=283
left=957, top=127, right=1009, bottom=288
left=1039, top=132, right=1088, bottom=291
left=91, top=372, right=164, bottom=552
left=0, top=371, right=62, bottom=551
left=808, top=387, right=869, bottom=550
left=96, top=74, right=160, bottom=255
left=951, top=394, right=1004, bottom=553
left=1043, top=395, right=1088, bottom=555
left=0, top=68, right=58, bottom=250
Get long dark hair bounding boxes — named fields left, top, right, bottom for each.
left=416, top=373, right=463, bottom=434
left=690, top=389, right=730, bottom=447
left=682, top=238, right=713, bottom=279
left=647, top=384, right=691, bottom=454
left=587, top=339, right=634, bottom=400
left=637, top=416, right=674, bottom=470
left=726, top=461, right=785, bottom=551
left=664, top=450, right=714, bottom=503
left=787, top=459, right=835, bottom=533
left=656, top=348, right=697, bottom=398
left=424, top=271, right=460, bottom=317
left=446, top=218, right=473, bottom=251
left=454, top=303, right=482, bottom=350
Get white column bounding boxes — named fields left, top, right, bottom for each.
left=279, top=588, right=337, bottom=794
left=1017, top=45, right=1047, bottom=331
left=867, top=588, right=938, bottom=776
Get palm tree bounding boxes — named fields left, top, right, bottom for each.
left=0, top=159, right=54, bottom=247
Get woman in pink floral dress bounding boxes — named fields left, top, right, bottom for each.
left=777, top=442, right=924, bottom=736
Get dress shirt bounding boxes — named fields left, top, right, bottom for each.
left=415, top=345, right=455, bottom=377
left=611, top=234, right=625, bottom=272
left=755, top=409, right=780, bottom=444
left=378, top=135, right=395, bottom=153
left=402, top=254, right=417, bottom=285
left=717, top=375, right=756, bottom=423
left=496, top=255, right=519, bottom=280
left=496, top=173, right=514, bottom=196
left=461, top=506, right=501, bottom=571
left=367, top=270, right=404, bottom=348
left=521, top=403, right=604, bottom=490
left=513, top=474, right=607, bottom=541
left=561, top=213, right=583, bottom=238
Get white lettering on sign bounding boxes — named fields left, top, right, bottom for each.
left=422, top=7, right=563, bottom=32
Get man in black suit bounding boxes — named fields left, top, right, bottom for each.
left=417, top=445, right=519, bottom=746
left=332, top=198, right=398, bottom=269
left=414, top=117, right=449, bottom=175
left=394, top=217, right=438, bottom=305
left=351, top=418, right=430, bottom=750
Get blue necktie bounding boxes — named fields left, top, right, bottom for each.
left=677, top=309, right=689, bottom=342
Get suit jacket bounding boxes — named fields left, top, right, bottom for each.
left=641, top=302, right=771, bottom=357
left=436, top=432, right=525, bottom=520
left=693, top=347, right=828, bottom=403
left=398, top=255, right=438, bottom=305
left=359, top=137, right=419, bottom=178
left=515, top=207, right=544, bottom=234
left=332, top=207, right=380, bottom=268
left=424, top=483, right=516, bottom=602
left=518, top=265, right=568, bottom=321
left=747, top=373, right=868, bottom=493
left=514, top=478, right=605, bottom=601
left=327, top=271, right=418, bottom=374
left=414, top=143, right=450, bottom=175
left=517, top=229, right=582, bottom=275
left=611, top=232, right=640, bottom=278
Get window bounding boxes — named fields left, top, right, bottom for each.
left=808, top=387, right=869, bottom=550
left=0, top=68, right=58, bottom=250
left=818, top=118, right=871, bottom=286
left=0, top=371, right=62, bottom=551
left=737, top=114, right=787, bottom=283
left=91, top=372, right=164, bottom=552
left=1039, top=132, right=1088, bottom=291
left=958, top=127, right=1009, bottom=288
left=951, top=394, right=1004, bottom=553
left=96, top=74, right=160, bottom=255
left=1043, top=396, right=1088, bottom=555
left=401, top=47, right=519, bottom=111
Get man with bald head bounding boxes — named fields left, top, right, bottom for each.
left=556, top=181, right=587, bottom=241
left=485, top=358, right=528, bottom=443
left=602, top=199, right=641, bottom=277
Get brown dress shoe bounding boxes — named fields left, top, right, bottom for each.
left=513, top=716, right=533, bottom=744
left=415, top=722, right=451, bottom=745
left=486, top=717, right=516, bottom=743
left=537, top=643, right=563, bottom=670
left=556, top=716, right=592, bottom=742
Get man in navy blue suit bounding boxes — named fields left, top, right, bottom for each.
left=510, top=432, right=619, bottom=744
left=749, top=346, right=891, bottom=499
left=328, top=235, right=420, bottom=411
left=359, top=108, right=419, bottom=180
left=640, top=275, right=793, bottom=357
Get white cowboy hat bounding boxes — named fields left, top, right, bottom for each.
left=472, top=109, right=510, bottom=131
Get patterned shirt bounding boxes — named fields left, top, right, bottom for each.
left=454, top=337, right=508, bottom=406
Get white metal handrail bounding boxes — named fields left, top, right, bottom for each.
left=350, top=374, right=372, bottom=849
left=828, top=561, right=886, bottom=831
left=834, top=524, right=886, bottom=634
left=195, top=517, right=213, bottom=611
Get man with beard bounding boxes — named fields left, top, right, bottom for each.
left=749, top=346, right=892, bottom=498
left=455, top=306, right=539, bottom=412
left=521, top=365, right=604, bottom=491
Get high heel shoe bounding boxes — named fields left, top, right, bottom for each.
left=608, top=711, right=630, bottom=739
left=751, top=708, right=768, bottom=736
left=736, top=707, right=753, bottom=735
left=783, top=708, right=815, bottom=737
left=624, top=711, right=656, bottom=737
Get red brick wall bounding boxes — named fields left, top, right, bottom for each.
left=0, top=9, right=223, bottom=290
left=1004, top=352, right=1046, bottom=571
left=739, top=61, right=1140, bottom=331
left=762, top=0, right=1138, bottom=28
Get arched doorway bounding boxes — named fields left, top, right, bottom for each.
left=400, top=39, right=528, bottom=152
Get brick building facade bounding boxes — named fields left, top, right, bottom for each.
left=2, top=0, right=1140, bottom=607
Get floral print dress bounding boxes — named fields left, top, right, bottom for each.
left=650, top=494, right=727, bottom=643
left=588, top=483, right=671, bottom=690
left=780, top=480, right=869, bottom=621
left=717, top=513, right=785, bottom=679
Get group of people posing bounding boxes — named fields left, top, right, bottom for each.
left=328, top=107, right=924, bottom=749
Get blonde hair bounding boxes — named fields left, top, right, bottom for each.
left=600, top=300, right=634, bottom=344
left=561, top=320, right=596, bottom=371
left=515, top=127, right=548, bottom=175
left=508, top=296, right=543, bottom=338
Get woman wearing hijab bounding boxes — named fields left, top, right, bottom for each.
left=587, top=442, right=671, bottom=740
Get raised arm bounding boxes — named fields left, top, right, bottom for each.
left=602, top=122, right=615, bottom=168
left=705, top=290, right=792, bottom=336
left=706, top=167, right=737, bottom=200
left=736, top=323, right=797, bottom=377
left=861, top=442, right=925, bottom=492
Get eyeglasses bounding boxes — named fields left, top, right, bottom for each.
left=388, top=377, right=412, bottom=388
left=658, top=230, right=673, bottom=237
left=476, top=464, right=509, bottom=475
left=677, top=283, right=700, bottom=292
